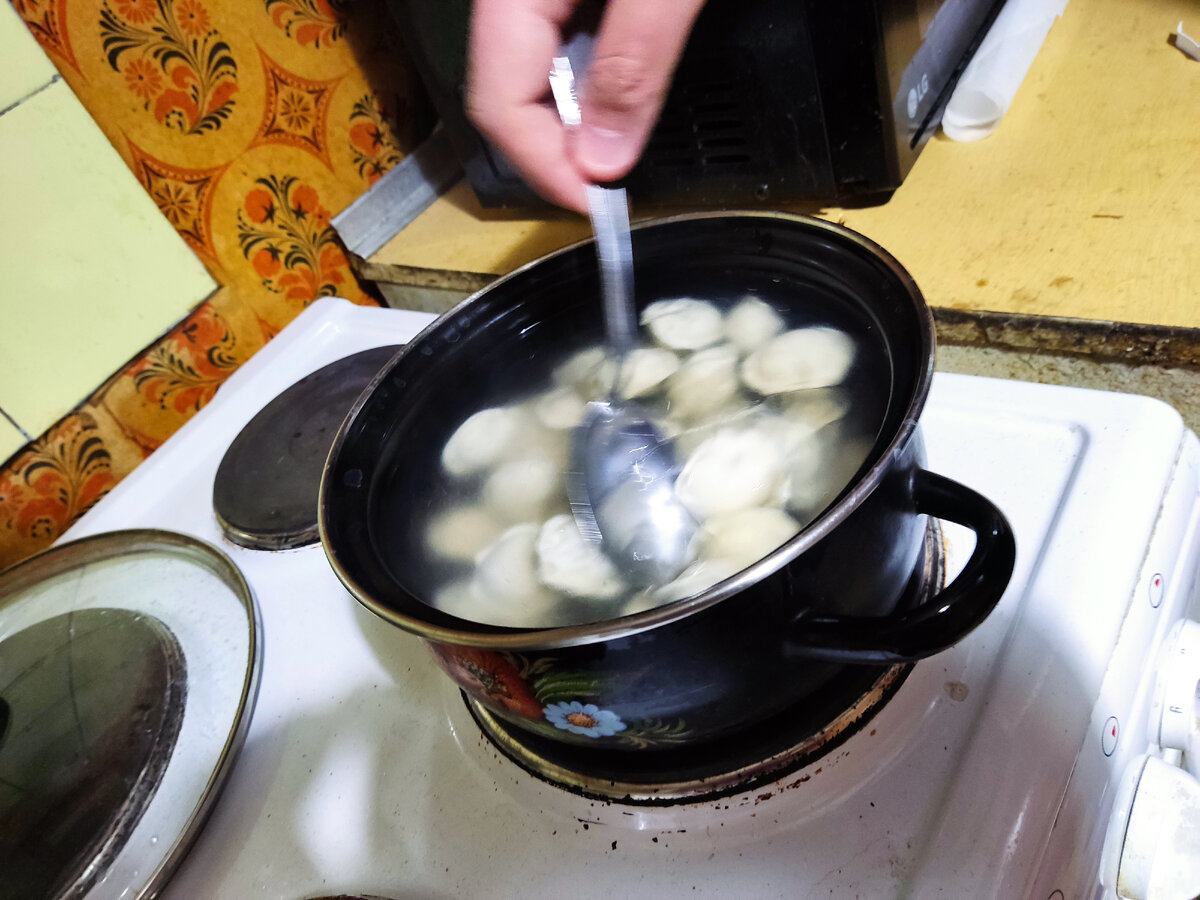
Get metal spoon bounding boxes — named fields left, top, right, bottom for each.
left=549, top=53, right=696, bottom=588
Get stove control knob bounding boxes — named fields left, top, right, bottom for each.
left=1151, top=619, right=1200, bottom=777
left=1099, top=754, right=1200, bottom=900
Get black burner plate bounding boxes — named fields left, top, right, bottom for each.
left=214, top=345, right=401, bottom=550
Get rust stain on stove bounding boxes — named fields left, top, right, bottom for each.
left=944, top=681, right=969, bottom=702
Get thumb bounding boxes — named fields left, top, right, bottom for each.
left=574, top=0, right=706, bottom=183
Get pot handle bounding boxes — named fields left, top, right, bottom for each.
left=787, top=469, right=1016, bottom=664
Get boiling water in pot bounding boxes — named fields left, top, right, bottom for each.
left=414, top=291, right=889, bottom=629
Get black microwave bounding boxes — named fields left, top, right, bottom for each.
left=387, top=0, right=1004, bottom=208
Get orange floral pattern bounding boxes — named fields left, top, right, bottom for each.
left=126, top=140, right=226, bottom=261
left=1, top=0, right=431, bottom=572
left=348, top=94, right=405, bottom=185
left=0, top=414, right=117, bottom=559
left=101, top=0, right=238, bottom=133
left=237, top=175, right=348, bottom=304
left=249, top=51, right=338, bottom=169
left=127, top=302, right=240, bottom=413
left=265, top=0, right=347, bottom=48
left=12, top=0, right=80, bottom=75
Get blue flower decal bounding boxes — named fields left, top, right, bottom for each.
left=544, top=701, right=627, bottom=738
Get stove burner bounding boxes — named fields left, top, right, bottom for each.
left=0, top=609, right=186, bottom=898
left=465, top=522, right=945, bottom=804
left=214, top=346, right=401, bottom=550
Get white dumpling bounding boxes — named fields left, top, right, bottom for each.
left=724, top=296, right=785, bottom=354
left=641, top=299, right=725, bottom=351
left=674, top=426, right=787, bottom=520
left=474, top=523, right=545, bottom=599
left=482, top=455, right=562, bottom=523
left=670, top=401, right=765, bottom=461
left=616, top=347, right=679, bottom=399
left=552, top=349, right=617, bottom=401
left=536, top=514, right=626, bottom=602
left=427, top=506, right=505, bottom=561
left=553, top=346, right=606, bottom=390
left=533, top=386, right=588, bottom=430
left=666, top=344, right=741, bottom=423
left=785, top=431, right=871, bottom=516
left=653, top=558, right=742, bottom=604
left=693, top=507, right=801, bottom=569
left=782, top=387, right=850, bottom=431
left=740, top=327, right=856, bottom=395
left=441, top=406, right=528, bottom=477
left=432, top=576, right=564, bottom=628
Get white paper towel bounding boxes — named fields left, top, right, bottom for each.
left=942, top=0, right=1069, bottom=142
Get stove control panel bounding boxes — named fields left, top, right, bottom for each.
left=1096, top=618, right=1200, bottom=898
left=1151, top=619, right=1200, bottom=777
left=1098, top=753, right=1200, bottom=899
left=1029, top=432, right=1200, bottom=899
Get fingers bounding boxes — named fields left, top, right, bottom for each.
left=574, top=0, right=707, bottom=183
left=466, top=0, right=589, bottom=212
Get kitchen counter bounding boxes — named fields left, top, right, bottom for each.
left=350, top=0, right=1200, bottom=426
left=361, top=0, right=1199, bottom=334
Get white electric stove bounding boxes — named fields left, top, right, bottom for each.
left=60, top=298, right=1200, bottom=899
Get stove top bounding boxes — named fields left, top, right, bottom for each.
left=59, top=299, right=1200, bottom=899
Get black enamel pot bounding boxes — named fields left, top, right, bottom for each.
left=319, top=213, right=1015, bottom=752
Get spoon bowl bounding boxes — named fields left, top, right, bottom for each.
left=550, top=52, right=698, bottom=585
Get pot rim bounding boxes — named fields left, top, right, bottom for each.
left=319, top=210, right=936, bottom=651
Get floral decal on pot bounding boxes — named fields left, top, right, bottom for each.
left=543, top=701, right=626, bottom=738
left=432, top=645, right=694, bottom=748
left=101, top=0, right=238, bottom=134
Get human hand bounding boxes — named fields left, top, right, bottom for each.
left=466, top=0, right=706, bottom=213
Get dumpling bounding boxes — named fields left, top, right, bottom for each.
left=652, top=558, right=742, bottom=604
left=441, top=406, right=528, bottom=477
left=474, top=524, right=547, bottom=600
left=482, top=455, right=563, bottom=523
left=666, top=344, right=741, bottom=423
left=641, top=299, right=725, bottom=351
left=426, top=506, right=504, bottom=561
left=616, top=347, right=679, bottom=399
left=431, top=577, right=565, bottom=628
left=741, top=327, right=856, bottom=395
left=533, top=386, right=588, bottom=430
left=553, top=346, right=606, bottom=390
left=674, top=426, right=787, bottom=520
left=724, top=296, right=785, bottom=354
left=785, top=430, right=871, bottom=516
left=692, top=507, right=801, bottom=569
left=536, top=514, right=627, bottom=602
left=782, top=387, right=850, bottom=431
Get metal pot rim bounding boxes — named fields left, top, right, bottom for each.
left=319, top=211, right=936, bottom=651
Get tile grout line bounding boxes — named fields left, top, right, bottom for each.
left=0, top=406, right=32, bottom=442
left=0, top=73, right=61, bottom=119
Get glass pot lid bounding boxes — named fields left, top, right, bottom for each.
left=0, top=529, right=261, bottom=899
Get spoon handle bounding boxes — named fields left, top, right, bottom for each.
left=550, top=55, right=638, bottom=357
left=586, top=184, right=637, bottom=356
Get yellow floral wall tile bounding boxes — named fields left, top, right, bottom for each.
left=1, top=0, right=434, bottom=571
